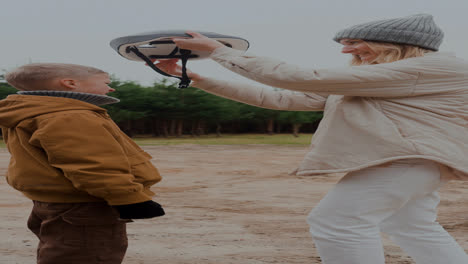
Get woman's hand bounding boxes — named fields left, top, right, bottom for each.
left=172, top=31, right=224, bottom=53
left=149, top=31, right=223, bottom=85
left=151, top=58, right=204, bottom=83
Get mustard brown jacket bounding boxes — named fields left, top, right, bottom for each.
left=0, top=94, right=162, bottom=205
left=195, top=47, right=468, bottom=180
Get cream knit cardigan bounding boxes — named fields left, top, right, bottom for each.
left=194, top=46, right=468, bottom=180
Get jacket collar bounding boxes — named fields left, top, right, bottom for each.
left=17, top=90, right=120, bottom=106
left=424, top=51, right=456, bottom=58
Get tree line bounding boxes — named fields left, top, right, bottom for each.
left=0, top=75, right=323, bottom=137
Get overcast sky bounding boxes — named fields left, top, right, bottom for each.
left=1, top=0, right=467, bottom=86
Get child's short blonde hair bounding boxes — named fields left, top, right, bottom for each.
left=5, top=63, right=107, bottom=91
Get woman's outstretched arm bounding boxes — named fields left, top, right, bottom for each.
left=153, top=58, right=328, bottom=111
left=172, top=31, right=465, bottom=98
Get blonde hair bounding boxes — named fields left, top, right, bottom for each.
left=350, top=41, right=433, bottom=66
left=5, top=63, right=107, bottom=91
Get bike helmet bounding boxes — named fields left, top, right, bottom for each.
left=110, top=30, right=249, bottom=88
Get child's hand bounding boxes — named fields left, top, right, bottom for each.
left=113, top=200, right=165, bottom=219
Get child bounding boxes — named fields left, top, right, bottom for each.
left=0, top=63, right=165, bottom=264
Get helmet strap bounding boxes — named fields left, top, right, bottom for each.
left=127, top=45, right=193, bottom=89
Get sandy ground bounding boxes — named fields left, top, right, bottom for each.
left=1, top=145, right=468, bottom=264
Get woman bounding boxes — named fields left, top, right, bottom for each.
left=155, top=14, right=468, bottom=263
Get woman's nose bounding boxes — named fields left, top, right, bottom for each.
left=341, top=46, right=354, bottom=53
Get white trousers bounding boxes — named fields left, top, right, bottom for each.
left=307, top=159, right=468, bottom=264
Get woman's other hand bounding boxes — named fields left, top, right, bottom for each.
left=151, top=58, right=203, bottom=83
left=172, top=31, right=224, bottom=53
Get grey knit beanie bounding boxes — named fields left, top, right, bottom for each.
left=333, top=14, right=444, bottom=51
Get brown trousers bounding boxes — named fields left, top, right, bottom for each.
left=27, top=201, right=128, bottom=264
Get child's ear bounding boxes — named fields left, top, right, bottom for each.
left=59, top=79, right=78, bottom=90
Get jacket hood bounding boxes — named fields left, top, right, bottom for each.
left=0, top=94, right=109, bottom=128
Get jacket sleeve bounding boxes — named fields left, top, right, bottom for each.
left=30, top=112, right=152, bottom=205
left=209, top=46, right=454, bottom=98
left=193, top=77, right=328, bottom=111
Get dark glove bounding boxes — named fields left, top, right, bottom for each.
left=113, top=200, right=165, bottom=219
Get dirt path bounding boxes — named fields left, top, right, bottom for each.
left=1, top=145, right=467, bottom=263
